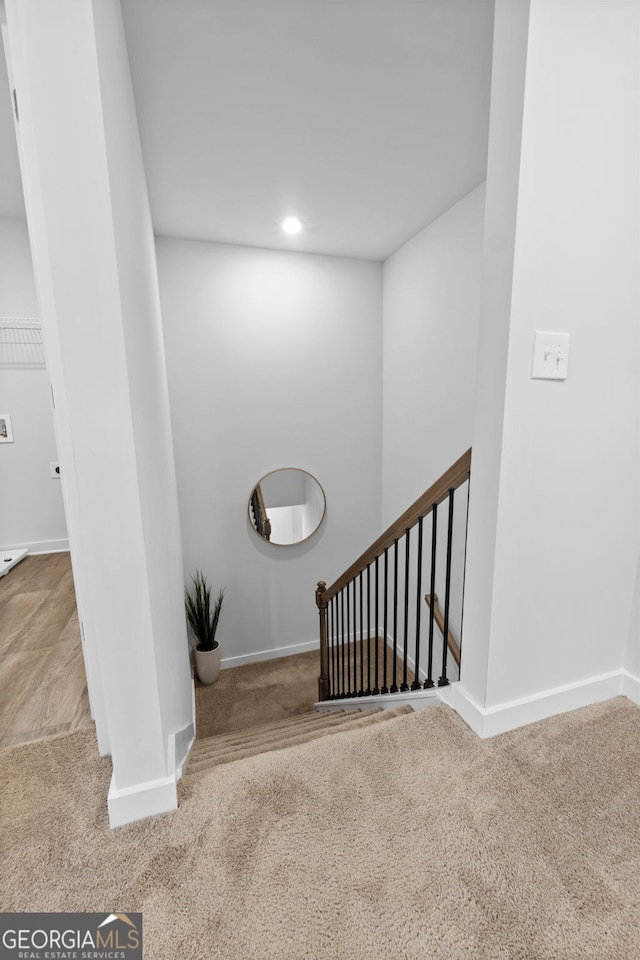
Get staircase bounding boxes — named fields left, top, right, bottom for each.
left=185, top=705, right=413, bottom=778
left=186, top=452, right=472, bottom=782
left=316, top=449, right=471, bottom=704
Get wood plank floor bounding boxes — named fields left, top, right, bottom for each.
left=0, top=552, right=92, bottom=749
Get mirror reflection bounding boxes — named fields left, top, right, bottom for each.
left=249, top=468, right=326, bottom=545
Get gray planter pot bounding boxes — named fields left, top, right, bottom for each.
left=195, top=643, right=221, bottom=685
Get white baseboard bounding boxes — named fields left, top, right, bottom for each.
left=439, top=669, right=630, bottom=739
left=108, top=705, right=197, bottom=827
left=221, top=638, right=319, bottom=670
left=0, top=538, right=69, bottom=554
left=621, top=669, right=640, bottom=705
left=107, top=770, right=178, bottom=828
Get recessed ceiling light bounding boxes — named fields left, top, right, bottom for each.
left=280, top=216, right=303, bottom=235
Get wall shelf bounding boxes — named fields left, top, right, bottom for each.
left=0, top=317, right=46, bottom=368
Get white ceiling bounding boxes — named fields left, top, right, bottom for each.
left=0, top=0, right=494, bottom=261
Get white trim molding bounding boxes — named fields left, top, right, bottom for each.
left=107, top=771, right=178, bottom=828
left=221, top=638, right=319, bottom=670
left=108, top=706, right=197, bottom=828
left=439, top=669, right=633, bottom=738
left=0, top=539, right=69, bottom=555
left=621, top=669, right=640, bottom=705
left=173, top=721, right=195, bottom=781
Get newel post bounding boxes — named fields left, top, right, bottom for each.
left=316, top=581, right=330, bottom=701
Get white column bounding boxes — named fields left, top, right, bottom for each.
left=4, top=0, right=195, bottom=825
left=445, top=0, right=532, bottom=728
left=445, top=0, right=640, bottom=734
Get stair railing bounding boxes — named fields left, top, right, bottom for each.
left=425, top=594, right=461, bottom=667
left=316, top=449, right=471, bottom=702
left=250, top=482, right=271, bottom=541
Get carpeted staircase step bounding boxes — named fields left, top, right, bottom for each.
left=189, top=708, right=383, bottom=769
left=196, top=706, right=368, bottom=752
left=187, top=704, right=413, bottom=775
left=192, top=706, right=390, bottom=756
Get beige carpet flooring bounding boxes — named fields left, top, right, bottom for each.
left=195, top=643, right=416, bottom=740
left=195, top=649, right=319, bottom=738
left=2, top=696, right=639, bottom=959
left=187, top=705, right=413, bottom=773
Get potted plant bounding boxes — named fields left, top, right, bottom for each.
left=185, top=570, right=225, bottom=685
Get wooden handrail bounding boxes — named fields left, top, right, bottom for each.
left=321, top=448, right=471, bottom=605
left=425, top=594, right=461, bottom=667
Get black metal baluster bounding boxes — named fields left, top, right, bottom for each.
left=439, top=489, right=455, bottom=687
left=340, top=588, right=346, bottom=698
left=352, top=579, right=358, bottom=697
left=412, top=516, right=424, bottom=690
left=390, top=539, right=399, bottom=693
left=373, top=556, right=380, bottom=695
left=366, top=564, right=372, bottom=695
left=336, top=596, right=340, bottom=696
left=358, top=572, right=365, bottom=696
left=328, top=597, right=334, bottom=698
left=425, top=504, right=437, bottom=689
left=349, top=580, right=358, bottom=697
left=401, top=529, right=410, bottom=691
left=331, top=595, right=340, bottom=699
left=381, top=548, right=389, bottom=694
left=346, top=581, right=352, bottom=696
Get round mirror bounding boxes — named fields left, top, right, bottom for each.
left=248, top=468, right=326, bottom=546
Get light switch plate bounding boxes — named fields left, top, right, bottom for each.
left=531, top=331, right=570, bottom=380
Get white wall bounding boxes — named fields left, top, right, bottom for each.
left=5, top=0, right=194, bottom=825
left=454, top=0, right=640, bottom=730
left=157, top=238, right=382, bottom=663
left=454, top=0, right=531, bottom=716
left=380, top=185, right=484, bottom=670
left=92, top=0, right=194, bottom=779
left=381, top=184, right=484, bottom=525
left=625, top=569, right=640, bottom=683
left=0, top=217, right=67, bottom=552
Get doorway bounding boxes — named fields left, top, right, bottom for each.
left=0, top=552, right=91, bottom=748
